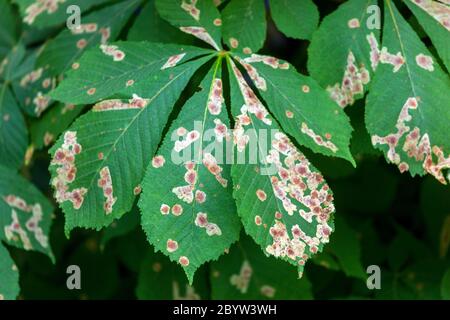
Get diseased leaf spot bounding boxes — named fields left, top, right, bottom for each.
left=230, top=261, right=252, bottom=294
left=208, top=79, right=224, bottom=114
left=50, top=131, right=87, bottom=210
left=3, top=195, right=49, bottom=249
left=195, top=190, right=206, bottom=203
left=43, top=132, right=54, bottom=146
left=194, top=212, right=222, bottom=236
left=152, top=155, right=166, bottom=168
left=302, top=85, right=310, bottom=93
left=181, top=0, right=200, bottom=21
left=367, top=33, right=380, bottom=71
left=76, top=39, right=87, bottom=49
left=327, top=51, right=370, bottom=108
left=243, top=54, right=290, bottom=70
left=415, top=53, right=434, bottom=71
left=98, top=167, right=117, bottom=215
left=172, top=204, right=183, bottom=216
left=256, top=189, right=267, bottom=201
left=203, top=153, right=228, bottom=187
left=180, top=26, right=220, bottom=50
left=372, top=97, right=450, bottom=184
left=348, top=18, right=360, bottom=28
left=161, top=53, right=187, bottom=70
left=100, top=44, right=126, bottom=62
left=133, top=185, right=142, bottom=195
left=24, top=0, right=65, bottom=25
left=3, top=113, right=10, bottom=122
left=160, top=204, right=170, bottom=215
left=166, top=239, right=179, bottom=252
left=301, top=123, right=338, bottom=153
left=254, top=215, right=262, bottom=226
left=126, top=79, right=134, bottom=87
left=93, top=95, right=149, bottom=111
left=285, top=111, right=294, bottom=119
left=179, top=256, right=190, bottom=267
left=411, top=0, right=450, bottom=31
left=243, top=47, right=252, bottom=54
left=213, top=18, right=222, bottom=26
left=174, top=130, right=200, bottom=152
left=87, top=88, right=96, bottom=95
left=229, top=37, right=239, bottom=49
left=260, top=285, right=276, bottom=298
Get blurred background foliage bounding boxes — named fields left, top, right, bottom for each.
left=1, top=0, right=449, bottom=299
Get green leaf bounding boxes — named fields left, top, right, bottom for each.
left=442, top=268, right=450, bottom=300
left=15, top=0, right=113, bottom=27
left=405, top=0, right=450, bottom=72
left=269, top=0, right=319, bottom=40
left=211, top=235, right=313, bottom=299
left=36, top=0, right=141, bottom=77
left=50, top=42, right=213, bottom=105
left=227, top=57, right=335, bottom=277
left=0, top=0, right=19, bottom=57
left=101, top=205, right=140, bottom=249
left=327, top=216, right=366, bottom=279
left=0, top=164, right=53, bottom=257
left=128, top=0, right=193, bottom=44
left=139, top=58, right=241, bottom=283
left=366, top=0, right=450, bottom=184
left=233, top=53, right=355, bottom=164
left=137, top=249, right=209, bottom=299
left=155, top=0, right=222, bottom=50
left=48, top=55, right=211, bottom=235
left=308, top=0, right=379, bottom=108
left=222, top=0, right=266, bottom=53
left=29, top=103, right=85, bottom=149
left=0, top=245, right=20, bottom=300
left=0, top=85, right=28, bottom=169
left=11, top=49, right=57, bottom=117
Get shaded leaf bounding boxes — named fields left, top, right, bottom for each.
left=29, top=103, right=85, bottom=149
left=0, top=165, right=53, bottom=257
left=211, top=234, right=313, bottom=299
left=137, top=249, right=209, bottom=299
left=0, top=245, right=20, bottom=300
left=0, top=85, right=28, bottom=169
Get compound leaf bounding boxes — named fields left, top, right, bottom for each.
left=366, top=0, right=450, bottom=184
left=49, top=54, right=211, bottom=234
left=139, top=59, right=241, bottom=283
